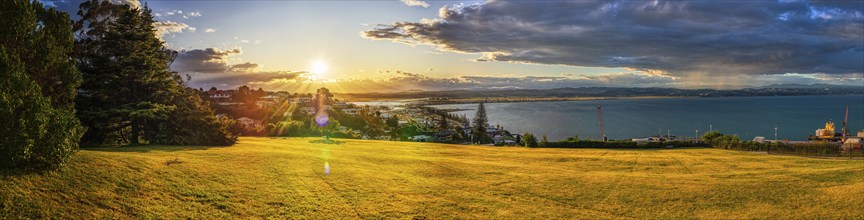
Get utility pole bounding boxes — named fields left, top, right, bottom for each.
left=774, top=126, right=778, bottom=141
left=667, top=130, right=671, bottom=140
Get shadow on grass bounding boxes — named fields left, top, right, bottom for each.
left=81, top=144, right=227, bottom=153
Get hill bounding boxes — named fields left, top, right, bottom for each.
left=1, top=137, right=862, bottom=219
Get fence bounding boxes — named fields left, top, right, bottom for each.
left=767, top=143, right=864, bottom=158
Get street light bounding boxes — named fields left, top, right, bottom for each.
left=774, top=126, right=778, bottom=141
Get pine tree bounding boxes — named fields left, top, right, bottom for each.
left=471, top=102, right=490, bottom=144
left=1, top=0, right=84, bottom=170
left=74, top=0, right=235, bottom=145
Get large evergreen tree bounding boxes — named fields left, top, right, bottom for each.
left=0, top=0, right=85, bottom=169
left=74, top=0, right=235, bottom=145
left=471, top=102, right=490, bottom=144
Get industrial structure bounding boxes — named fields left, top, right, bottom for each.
left=809, top=105, right=852, bottom=142
left=597, top=105, right=607, bottom=141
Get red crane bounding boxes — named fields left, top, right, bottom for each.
left=597, top=105, right=606, bottom=141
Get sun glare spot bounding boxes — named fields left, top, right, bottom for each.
left=310, top=59, right=328, bottom=76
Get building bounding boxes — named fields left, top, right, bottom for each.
left=379, top=112, right=393, bottom=119
left=300, top=107, right=316, bottom=115
left=341, top=108, right=359, bottom=115
left=209, top=92, right=231, bottom=101
left=412, top=135, right=434, bottom=142
left=236, top=117, right=261, bottom=128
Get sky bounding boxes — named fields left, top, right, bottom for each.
left=43, top=0, right=864, bottom=93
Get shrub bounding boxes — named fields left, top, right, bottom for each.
left=0, top=47, right=84, bottom=170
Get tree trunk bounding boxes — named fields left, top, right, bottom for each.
left=130, top=119, right=140, bottom=144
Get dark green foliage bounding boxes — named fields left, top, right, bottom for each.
left=471, top=102, right=490, bottom=144
left=699, top=131, right=860, bottom=157
left=539, top=140, right=706, bottom=148
left=539, top=135, right=549, bottom=147
left=0, top=0, right=85, bottom=170
left=522, top=133, right=538, bottom=147
left=74, top=1, right=234, bottom=145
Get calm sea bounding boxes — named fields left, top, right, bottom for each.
left=431, top=95, right=864, bottom=141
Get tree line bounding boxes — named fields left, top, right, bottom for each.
left=1, top=0, right=235, bottom=171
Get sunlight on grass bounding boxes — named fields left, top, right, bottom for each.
left=1, top=137, right=862, bottom=219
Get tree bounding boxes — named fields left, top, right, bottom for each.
left=0, top=0, right=84, bottom=170
left=471, top=102, right=490, bottom=144
left=540, top=135, right=549, bottom=147
left=522, top=133, right=538, bottom=147
left=439, top=111, right=448, bottom=129
left=74, top=0, right=234, bottom=145
left=566, top=134, right=580, bottom=142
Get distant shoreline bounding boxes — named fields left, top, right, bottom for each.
left=415, top=96, right=684, bottom=105
left=344, top=94, right=864, bottom=106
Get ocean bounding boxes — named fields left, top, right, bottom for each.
left=431, top=95, right=864, bottom=141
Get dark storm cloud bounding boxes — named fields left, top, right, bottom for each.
left=171, top=48, right=243, bottom=73
left=187, top=71, right=303, bottom=90
left=363, top=0, right=864, bottom=76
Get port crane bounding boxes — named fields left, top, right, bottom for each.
left=842, top=104, right=849, bottom=142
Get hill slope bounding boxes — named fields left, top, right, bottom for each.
left=1, top=137, right=862, bottom=219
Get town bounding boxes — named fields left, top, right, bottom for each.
left=203, top=86, right=864, bottom=154
left=204, top=86, right=525, bottom=145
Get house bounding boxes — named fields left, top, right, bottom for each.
left=342, top=108, right=358, bottom=115
left=379, top=112, right=392, bottom=119
left=300, top=107, right=316, bottom=114
left=333, top=102, right=350, bottom=108
left=259, top=95, right=280, bottom=101
left=209, top=92, right=231, bottom=101
left=412, top=135, right=434, bottom=142
left=299, top=97, right=312, bottom=103
left=236, top=117, right=261, bottom=128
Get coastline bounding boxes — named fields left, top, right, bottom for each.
left=415, top=96, right=685, bottom=105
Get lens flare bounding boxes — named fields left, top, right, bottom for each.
left=315, top=111, right=329, bottom=127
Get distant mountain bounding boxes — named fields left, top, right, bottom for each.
left=760, top=83, right=864, bottom=89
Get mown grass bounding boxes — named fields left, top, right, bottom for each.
left=1, top=137, right=862, bottom=219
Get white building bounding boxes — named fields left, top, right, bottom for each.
left=342, top=108, right=358, bottom=115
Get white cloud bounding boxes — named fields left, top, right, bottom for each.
left=205, top=28, right=216, bottom=33
left=184, top=10, right=202, bottom=19
left=400, top=0, right=430, bottom=8
left=153, top=21, right=195, bottom=36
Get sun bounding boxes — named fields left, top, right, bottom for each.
left=310, top=59, right=328, bottom=76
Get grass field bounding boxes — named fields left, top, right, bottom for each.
left=2, top=137, right=862, bottom=219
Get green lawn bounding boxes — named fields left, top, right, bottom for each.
left=2, top=137, right=862, bottom=219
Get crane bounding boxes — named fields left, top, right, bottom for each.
left=843, top=104, right=849, bottom=142
left=597, top=105, right=606, bottom=141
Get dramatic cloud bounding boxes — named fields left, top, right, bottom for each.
left=172, top=48, right=243, bottom=73
left=229, top=62, right=260, bottom=72
left=364, top=0, right=864, bottom=77
left=400, top=0, right=430, bottom=8
left=188, top=71, right=303, bottom=90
